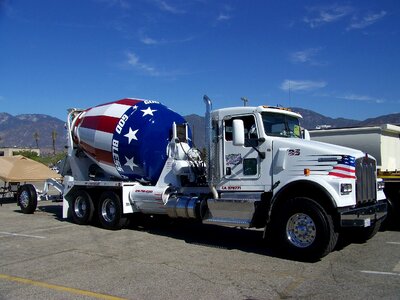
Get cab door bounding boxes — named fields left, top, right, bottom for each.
left=222, top=115, right=272, bottom=191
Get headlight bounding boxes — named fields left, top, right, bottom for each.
left=340, top=183, right=352, bottom=195
left=377, top=180, right=385, bottom=191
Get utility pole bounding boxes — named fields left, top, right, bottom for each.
left=241, top=97, right=248, bottom=107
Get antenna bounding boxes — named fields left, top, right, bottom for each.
left=240, top=97, right=248, bottom=107
left=289, top=80, right=292, bottom=107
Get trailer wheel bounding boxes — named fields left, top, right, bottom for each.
left=98, top=191, right=127, bottom=230
left=271, top=197, right=338, bottom=260
left=18, top=184, right=38, bottom=214
left=71, top=190, right=94, bottom=225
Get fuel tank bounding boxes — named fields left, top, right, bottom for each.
left=71, top=98, right=189, bottom=183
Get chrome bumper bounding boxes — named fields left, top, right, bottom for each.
left=339, top=201, right=387, bottom=227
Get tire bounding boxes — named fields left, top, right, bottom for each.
left=97, top=191, right=127, bottom=230
left=71, top=190, right=94, bottom=225
left=271, top=197, right=339, bottom=260
left=18, top=184, right=38, bottom=214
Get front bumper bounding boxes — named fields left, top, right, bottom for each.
left=339, top=201, right=387, bottom=227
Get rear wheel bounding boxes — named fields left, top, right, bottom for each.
left=71, top=190, right=94, bottom=225
left=97, top=191, right=127, bottom=230
left=271, top=197, right=339, bottom=260
left=18, top=184, right=37, bottom=214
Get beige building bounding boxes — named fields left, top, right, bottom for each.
left=0, top=147, right=40, bottom=157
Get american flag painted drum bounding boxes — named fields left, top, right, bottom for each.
left=72, top=98, right=189, bottom=183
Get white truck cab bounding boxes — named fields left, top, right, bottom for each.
left=203, top=96, right=386, bottom=259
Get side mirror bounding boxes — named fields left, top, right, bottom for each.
left=232, top=119, right=245, bottom=146
left=303, top=129, right=311, bottom=140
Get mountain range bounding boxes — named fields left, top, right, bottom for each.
left=0, top=108, right=399, bottom=153
left=0, top=113, right=65, bottom=153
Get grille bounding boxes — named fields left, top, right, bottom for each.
left=355, top=156, right=377, bottom=205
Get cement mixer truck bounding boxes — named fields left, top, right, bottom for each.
left=50, top=96, right=386, bottom=260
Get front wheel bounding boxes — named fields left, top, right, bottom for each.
left=271, top=197, right=339, bottom=260
left=17, top=184, right=38, bottom=214
left=97, top=191, right=127, bottom=230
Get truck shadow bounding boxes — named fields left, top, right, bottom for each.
left=12, top=202, right=66, bottom=222
left=23, top=203, right=400, bottom=262
left=128, top=215, right=283, bottom=258
left=128, top=216, right=400, bottom=262
left=36, top=203, right=65, bottom=221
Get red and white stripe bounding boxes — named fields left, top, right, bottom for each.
left=328, top=164, right=356, bottom=179
left=72, top=98, right=142, bottom=177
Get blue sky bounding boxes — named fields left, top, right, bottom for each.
left=0, top=0, right=399, bottom=121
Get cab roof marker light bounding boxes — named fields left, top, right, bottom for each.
left=262, top=105, right=292, bottom=112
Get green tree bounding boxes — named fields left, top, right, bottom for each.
left=13, top=150, right=39, bottom=160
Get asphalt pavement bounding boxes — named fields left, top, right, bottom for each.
left=0, top=199, right=399, bottom=299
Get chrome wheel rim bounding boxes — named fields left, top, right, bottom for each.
left=74, top=196, right=87, bottom=218
left=286, top=213, right=316, bottom=248
left=101, top=198, right=116, bottom=223
left=19, top=191, right=30, bottom=208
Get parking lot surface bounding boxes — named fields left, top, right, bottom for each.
left=0, top=199, right=399, bottom=299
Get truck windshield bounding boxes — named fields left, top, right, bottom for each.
left=262, top=112, right=301, bottom=138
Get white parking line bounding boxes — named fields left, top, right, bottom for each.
left=29, top=224, right=75, bottom=233
left=361, top=270, right=400, bottom=277
left=0, top=231, right=46, bottom=239
left=386, top=242, right=400, bottom=245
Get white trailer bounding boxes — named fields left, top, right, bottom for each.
left=310, top=124, right=400, bottom=224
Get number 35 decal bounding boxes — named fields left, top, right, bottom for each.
left=288, top=149, right=300, bottom=156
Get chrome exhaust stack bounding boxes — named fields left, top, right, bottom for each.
left=203, top=95, right=218, bottom=199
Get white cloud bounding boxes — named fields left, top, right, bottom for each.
left=216, top=4, right=233, bottom=23
left=154, top=0, right=185, bottom=14
left=125, top=51, right=190, bottom=78
left=304, top=5, right=353, bottom=28
left=347, top=11, right=387, bottom=30
left=280, top=80, right=327, bottom=91
left=126, top=51, right=160, bottom=76
left=304, top=5, right=387, bottom=31
left=138, top=29, right=194, bottom=46
left=338, top=93, right=385, bottom=104
left=217, top=13, right=231, bottom=21
left=140, top=36, right=159, bottom=45
left=290, top=47, right=326, bottom=65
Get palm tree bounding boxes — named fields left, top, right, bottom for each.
left=33, top=132, right=40, bottom=149
left=52, top=129, right=57, bottom=154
